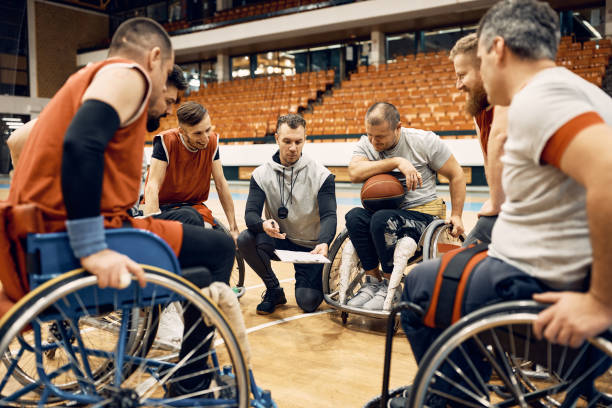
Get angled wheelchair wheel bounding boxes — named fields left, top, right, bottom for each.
left=214, top=218, right=246, bottom=298
left=323, top=227, right=426, bottom=320
left=421, top=219, right=464, bottom=260
left=3, top=305, right=161, bottom=396
left=0, top=266, right=250, bottom=407
left=408, top=300, right=612, bottom=408
left=322, top=229, right=365, bottom=314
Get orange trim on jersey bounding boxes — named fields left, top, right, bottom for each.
left=541, top=111, right=604, bottom=168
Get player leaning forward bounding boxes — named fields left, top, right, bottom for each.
left=342, top=102, right=466, bottom=311
left=237, top=114, right=337, bottom=315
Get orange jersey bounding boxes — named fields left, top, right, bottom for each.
left=146, top=128, right=219, bottom=225
left=155, top=128, right=218, bottom=205
left=474, top=106, right=494, bottom=156
left=8, top=58, right=182, bottom=255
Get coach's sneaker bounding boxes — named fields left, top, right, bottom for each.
left=347, top=276, right=381, bottom=307
left=256, top=287, right=287, bottom=315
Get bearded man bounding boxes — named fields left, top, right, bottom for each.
left=450, top=33, right=508, bottom=245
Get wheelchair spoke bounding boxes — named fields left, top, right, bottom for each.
left=458, top=343, right=490, bottom=399
left=561, top=342, right=589, bottom=381
left=562, top=354, right=609, bottom=402
left=490, top=326, right=528, bottom=406
left=473, top=332, right=526, bottom=407
left=433, top=369, right=492, bottom=407
left=112, top=308, right=131, bottom=386
left=55, top=300, right=98, bottom=389
left=444, top=351, right=488, bottom=400
left=37, top=317, right=96, bottom=394
left=141, top=330, right=215, bottom=401
left=429, top=387, right=489, bottom=408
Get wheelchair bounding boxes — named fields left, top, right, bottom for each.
left=322, top=219, right=464, bottom=324
left=0, top=228, right=275, bottom=407
left=365, top=300, right=612, bottom=407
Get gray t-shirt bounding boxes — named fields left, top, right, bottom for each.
left=353, top=127, right=451, bottom=208
left=488, top=67, right=612, bottom=290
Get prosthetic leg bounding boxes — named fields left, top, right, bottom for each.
left=338, top=240, right=359, bottom=305
left=383, top=237, right=417, bottom=311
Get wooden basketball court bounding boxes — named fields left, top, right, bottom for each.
left=0, top=178, right=482, bottom=407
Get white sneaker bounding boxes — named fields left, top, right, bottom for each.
left=347, top=276, right=381, bottom=307
left=363, top=279, right=401, bottom=311
left=155, top=302, right=184, bottom=349
left=362, top=280, right=388, bottom=310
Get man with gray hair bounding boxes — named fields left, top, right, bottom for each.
left=477, top=0, right=612, bottom=347
left=392, top=1, right=612, bottom=405
left=343, top=102, right=465, bottom=311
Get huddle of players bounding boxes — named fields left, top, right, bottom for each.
left=7, top=0, right=612, bottom=402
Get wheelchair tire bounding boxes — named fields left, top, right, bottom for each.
left=214, top=218, right=246, bottom=298
left=3, top=305, right=161, bottom=395
left=0, top=266, right=250, bottom=407
left=408, top=300, right=612, bottom=408
left=322, top=229, right=364, bottom=304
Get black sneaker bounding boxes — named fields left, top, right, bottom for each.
left=256, top=287, right=287, bottom=315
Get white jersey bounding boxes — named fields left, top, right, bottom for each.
left=488, top=67, right=612, bottom=290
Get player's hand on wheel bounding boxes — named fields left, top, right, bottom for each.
left=445, top=215, right=464, bottom=238
left=396, top=158, right=422, bottom=191
left=81, top=249, right=146, bottom=289
left=533, top=291, right=612, bottom=348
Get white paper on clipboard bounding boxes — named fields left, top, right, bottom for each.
left=273, top=250, right=331, bottom=264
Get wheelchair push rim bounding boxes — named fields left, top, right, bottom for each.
left=0, top=266, right=250, bottom=407
left=408, top=300, right=612, bottom=408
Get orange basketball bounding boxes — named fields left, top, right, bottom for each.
left=360, top=174, right=405, bottom=212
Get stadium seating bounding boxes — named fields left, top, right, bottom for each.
left=152, top=69, right=335, bottom=144
left=152, top=36, right=610, bottom=145
left=304, top=50, right=472, bottom=142
left=556, top=36, right=612, bottom=87
left=211, top=0, right=326, bottom=24
left=162, top=0, right=330, bottom=34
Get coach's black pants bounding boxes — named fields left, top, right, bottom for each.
left=237, top=229, right=323, bottom=313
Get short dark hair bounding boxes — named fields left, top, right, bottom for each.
left=477, top=0, right=560, bottom=61
left=109, top=17, right=172, bottom=58
left=168, top=65, right=187, bottom=91
left=167, top=64, right=187, bottom=104
left=177, top=102, right=208, bottom=126
left=276, top=113, right=306, bottom=134
left=365, top=102, right=400, bottom=130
